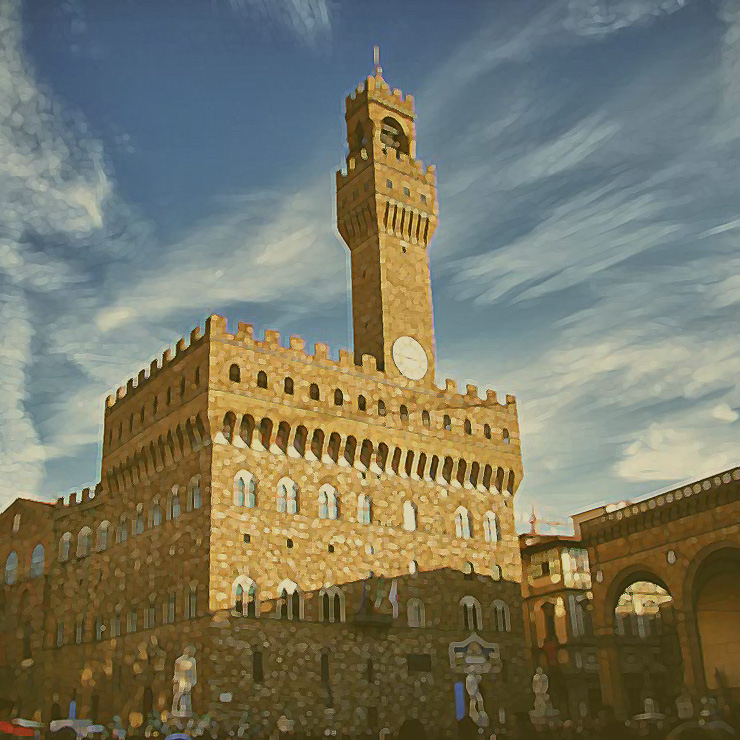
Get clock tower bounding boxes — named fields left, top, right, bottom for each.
left=336, top=53, right=438, bottom=383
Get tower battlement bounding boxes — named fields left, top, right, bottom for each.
left=336, top=146, right=436, bottom=186
left=344, top=72, right=415, bottom=120
left=105, top=313, right=516, bottom=418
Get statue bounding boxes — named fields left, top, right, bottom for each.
left=530, top=667, right=559, bottom=727
left=465, top=672, right=489, bottom=727
left=171, top=645, right=197, bottom=716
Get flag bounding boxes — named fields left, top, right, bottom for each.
left=374, top=576, right=385, bottom=609
left=389, top=578, right=399, bottom=618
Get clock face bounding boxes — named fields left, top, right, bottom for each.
left=392, top=336, right=428, bottom=380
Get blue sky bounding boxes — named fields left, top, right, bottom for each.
left=2, top=0, right=739, bottom=532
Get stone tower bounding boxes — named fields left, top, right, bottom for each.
left=336, top=60, right=438, bottom=382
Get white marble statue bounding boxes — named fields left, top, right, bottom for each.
left=171, top=645, right=197, bottom=716
left=465, top=672, right=489, bottom=727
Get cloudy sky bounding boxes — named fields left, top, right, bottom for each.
left=2, top=0, right=739, bottom=532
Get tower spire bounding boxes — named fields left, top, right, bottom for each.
left=373, top=44, right=382, bottom=76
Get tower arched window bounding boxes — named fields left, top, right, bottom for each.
left=116, top=517, right=127, bottom=544
left=150, top=501, right=162, bottom=527
left=400, top=405, right=409, bottom=423
left=455, top=507, right=471, bottom=539
left=358, top=395, right=367, bottom=412
left=277, top=478, right=298, bottom=514
left=309, top=383, right=320, bottom=401
left=378, top=400, right=386, bottom=417
left=484, top=512, right=501, bottom=543
left=464, top=419, right=472, bottom=435
left=319, top=586, right=345, bottom=623
left=171, top=488, right=181, bottom=519
left=30, top=543, right=45, bottom=578
left=276, top=580, right=303, bottom=621
left=422, top=410, right=430, bottom=428
left=492, top=600, right=511, bottom=633
left=257, top=371, right=268, bottom=389
left=188, top=476, right=202, bottom=510
left=319, top=485, right=339, bottom=519
left=461, top=596, right=483, bottom=631
left=380, top=116, right=409, bottom=155
left=77, top=527, right=92, bottom=557
left=4, top=552, right=18, bottom=585
left=503, top=428, right=510, bottom=444
left=229, top=364, right=240, bottom=382
left=443, top=414, right=452, bottom=431
left=134, top=505, right=144, bottom=535
left=484, top=424, right=492, bottom=440
left=284, top=377, right=294, bottom=395
left=358, top=494, right=372, bottom=525
left=334, top=389, right=343, bottom=406
left=59, top=532, right=72, bottom=561
left=96, top=522, right=110, bottom=551
left=403, top=501, right=418, bottom=531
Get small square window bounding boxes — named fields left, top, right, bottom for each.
left=287, top=539, right=293, bottom=549
left=328, top=544, right=335, bottom=553
left=243, top=533, right=251, bottom=544
left=421, top=194, right=427, bottom=204
left=386, top=179, right=392, bottom=189
left=403, top=187, right=410, bottom=197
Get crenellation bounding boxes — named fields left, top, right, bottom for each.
left=137, top=369, right=146, bottom=386
left=175, top=338, right=186, bottom=354
left=313, top=342, right=330, bottom=360
left=444, top=378, right=457, bottom=395
left=289, top=335, right=305, bottom=351
left=465, top=384, right=479, bottom=399
left=191, top=326, right=203, bottom=343
left=338, top=348, right=353, bottom=368
left=486, top=389, right=498, bottom=404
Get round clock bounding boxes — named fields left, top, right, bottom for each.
left=392, top=336, right=428, bottom=380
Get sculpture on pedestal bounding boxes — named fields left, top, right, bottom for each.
left=171, top=645, right=197, bottom=716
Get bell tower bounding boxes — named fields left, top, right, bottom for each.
left=336, top=50, right=438, bottom=383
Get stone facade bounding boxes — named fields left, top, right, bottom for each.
left=0, top=62, right=531, bottom=737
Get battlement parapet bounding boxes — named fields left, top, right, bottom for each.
left=105, top=317, right=212, bottom=413
left=345, top=73, right=415, bottom=119
left=55, top=484, right=104, bottom=513
left=105, top=315, right=516, bottom=430
left=336, top=145, right=435, bottom=187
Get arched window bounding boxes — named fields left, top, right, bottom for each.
left=318, top=487, right=330, bottom=519
left=59, top=532, right=72, bottom=562
left=77, top=527, right=92, bottom=557
left=309, top=383, right=320, bottom=401
left=407, top=599, right=425, bottom=628
left=276, top=580, right=303, bottom=621
left=461, top=596, right=483, bottom=631
left=358, top=395, right=367, bottom=411
left=188, top=476, right=202, bottom=510
left=171, top=489, right=181, bottom=519
left=455, top=507, right=471, bottom=539
left=229, top=364, right=240, bottom=382
left=94, top=617, right=104, bottom=642
left=403, top=501, right=418, bottom=531
left=492, top=600, right=511, bottom=632
left=150, top=501, right=162, bottom=527
left=358, top=494, right=372, bottom=525
left=464, top=419, right=472, bottom=435
left=422, top=410, right=430, bottom=428
left=334, top=389, right=343, bottom=406
left=12, top=514, right=20, bottom=533
left=134, top=505, right=144, bottom=535
left=277, top=478, right=298, bottom=514
left=378, top=400, right=386, bottom=417
left=30, top=543, right=45, bottom=578
left=503, top=428, right=510, bottom=444
left=284, top=377, right=294, bottom=395
left=127, top=610, right=138, bottom=633
left=319, top=586, right=345, bottom=623
left=400, top=405, right=409, bottom=423
left=96, top=522, right=110, bottom=551
left=483, top=512, right=501, bottom=543
left=116, top=517, right=127, bottom=544
left=484, top=424, right=491, bottom=440
left=380, top=116, right=409, bottom=154
left=234, top=471, right=256, bottom=507
left=443, top=414, right=452, bottom=431
left=232, top=577, right=258, bottom=616
left=4, top=552, right=18, bottom=585
left=257, top=371, right=268, bottom=389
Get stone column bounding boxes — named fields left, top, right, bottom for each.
left=596, top=634, right=628, bottom=718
